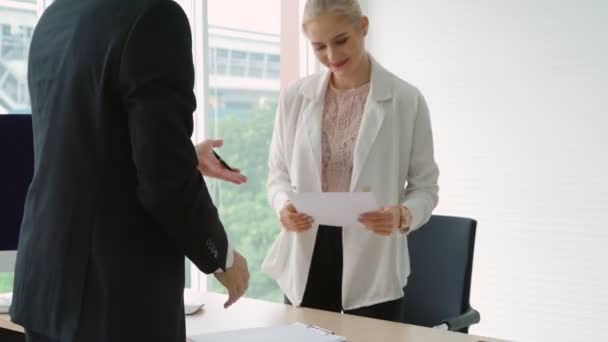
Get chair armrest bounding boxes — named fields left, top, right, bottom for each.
left=441, top=307, right=480, bottom=331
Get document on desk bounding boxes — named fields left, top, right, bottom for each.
left=189, top=322, right=346, bottom=342
left=288, top=192, right=379, bottom=228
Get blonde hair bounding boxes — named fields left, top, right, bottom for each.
left=302, top=0, right=363, bottom=29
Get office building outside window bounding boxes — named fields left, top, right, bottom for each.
left=0, top=0, right=38, bottom=115
left=205, top=0, right=283, bottom=302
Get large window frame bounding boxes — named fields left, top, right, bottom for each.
left=0, top=0, right=317, bottom=296
left=183, top=0, right=314, bottom=293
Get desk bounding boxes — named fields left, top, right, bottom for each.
left=186, top=293, right=509, bottom=342
left=2, top=292, right=509, bottom=342
left=0, top=312, right=22, bottom=333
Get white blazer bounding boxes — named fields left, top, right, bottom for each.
left=262, top=56, right=439, bottom=310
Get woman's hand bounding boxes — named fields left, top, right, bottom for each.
left=359, top=206, right=404, bottom=236
left=280, top=201, right=314, bottom=232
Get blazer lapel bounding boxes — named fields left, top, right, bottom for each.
left=350, top=101, right=386, bottom=191
left=303, top=99, right=323, bottom=184
left=299, top=71, right=331, bottom=191
left=350, top=56, right=393, bottom=191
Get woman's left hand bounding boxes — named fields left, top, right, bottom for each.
left=358, top=206, right=401, bottom=236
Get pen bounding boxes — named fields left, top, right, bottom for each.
left=307, top=324, right=334, bottom=335
left=212, top=150, right=235, bottom=171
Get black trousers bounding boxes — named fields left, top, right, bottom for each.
left=286, top=225, right=405, bottom=322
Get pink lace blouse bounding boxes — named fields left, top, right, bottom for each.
left=321, top=82, right=370, bottom=192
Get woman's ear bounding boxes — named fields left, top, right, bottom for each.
left=361, top=16, right=369, bottom=36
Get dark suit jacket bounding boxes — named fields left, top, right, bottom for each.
left=10, top=0, right=229, bottom=340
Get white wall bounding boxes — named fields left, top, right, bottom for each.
left=359, top=1, right=608, bottom=341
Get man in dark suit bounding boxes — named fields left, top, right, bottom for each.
left=9, top=0, right=250, bottom=341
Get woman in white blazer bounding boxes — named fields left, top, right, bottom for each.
left=262, top=0, right=439, bottom=322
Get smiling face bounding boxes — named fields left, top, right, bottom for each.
left=304, top=13, right=369, bottom=80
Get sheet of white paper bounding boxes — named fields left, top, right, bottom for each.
left=190, top=323, right=346, bottom=342
left=288, top=192, right=380, bottom=228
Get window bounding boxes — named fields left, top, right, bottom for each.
left=213, top=48, right=229, bottom=75
left=228, top=50, right=247, bottom=77
left=248, top=52, right=265, bottom=78
left=0, top=0, right=39, bottom=115
left=0, top=273, right=13, bottom=293
left=265, top=54, right=280, bottom=80
left=0, top=0, right=44, bottom=294
left=204, top=0, right=283, bottom=302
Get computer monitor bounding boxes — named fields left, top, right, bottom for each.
left=0, top=114, right=34, bottom=273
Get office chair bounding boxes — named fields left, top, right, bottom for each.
left=402, top=215, right=480, bottom=333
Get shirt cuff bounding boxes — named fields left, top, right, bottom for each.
left=213, top=242, right=234, bottom=273
left=271, top=190, right=290, bottom=217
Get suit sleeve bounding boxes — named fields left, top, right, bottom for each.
left=402, top=93, right=440, bottom=231
left=119, top=1, right=228, bottom=273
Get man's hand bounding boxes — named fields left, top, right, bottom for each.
left=195, top=139, right=247, bottom=184
left=213, top=251, right=250, bottom=308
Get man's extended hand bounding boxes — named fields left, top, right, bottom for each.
left=213, top=251, right=250, bottom=308
left=195, top=139, right=247, bottom=184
